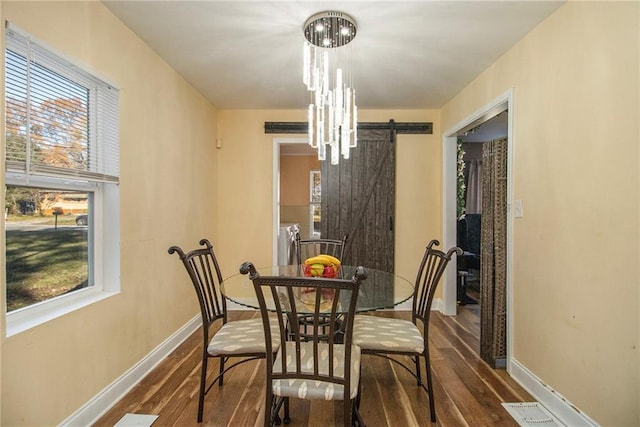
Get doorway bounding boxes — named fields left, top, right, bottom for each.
left=442, top=90, right=514, bottom=370
left=457, top=111, right=509, bottom=302
left=272, top=137, right=313, bottom=265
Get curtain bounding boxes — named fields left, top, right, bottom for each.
left=466, top=159, right=483, bottom=214
left=480, top=138, right=508, bottom=368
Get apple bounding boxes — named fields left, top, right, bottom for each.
left=310, top=263, right=324, bottom=276
left=303, top=264, right=312, bottom=276
left=323, top=265, right=336, bottom=278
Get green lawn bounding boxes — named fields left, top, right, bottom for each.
left=7, top=213, right=80, bottom=226
left=6, top=226, right=88, bottom=311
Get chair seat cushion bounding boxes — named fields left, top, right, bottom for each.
left=272, top=342, right=361, bottom=400
left=208, top=318, right=280, bottom=356
left=353, top=315, right=424, bottom=353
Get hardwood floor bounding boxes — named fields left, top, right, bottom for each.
left=94, top=307, right=532, bottom=426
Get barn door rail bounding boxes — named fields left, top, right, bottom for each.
left=264, top=121, right=432, bottom=135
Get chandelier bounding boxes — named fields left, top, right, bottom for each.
left=303, top=11, right=358, bottom=165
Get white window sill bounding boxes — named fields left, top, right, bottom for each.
left=6, top=287, right=118, bottom=337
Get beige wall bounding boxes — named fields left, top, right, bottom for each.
left=1, top=2, right=218, bottom=425
left=442, top=2, right=639, bottom=425
left=280, top=154, right=319, bottom=239
left=280, top=155, right=318, bottom=206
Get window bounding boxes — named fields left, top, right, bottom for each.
left=310, top=170, right=321, bottom=238
left=4, top=24, right=120, bottom=335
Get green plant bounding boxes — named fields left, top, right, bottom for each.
left=457, top=138, right=466, bottom=218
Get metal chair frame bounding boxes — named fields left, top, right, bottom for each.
left=294, top=232, right=349, bottom=339
left=295, top=232, right=348, bottom=265
left=240, top=261, right=367, bottom=427
left=355, top=239, right=461, bottom=423
left=169, top=239, right=271, bottom=423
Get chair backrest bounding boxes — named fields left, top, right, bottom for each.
left=168, top=239, right=226, bottom=332
left=412, top=239, right=462, bottom=325
left=240, top=261, right=366, bottom=395
left=295, top=232, right=348, bottom=264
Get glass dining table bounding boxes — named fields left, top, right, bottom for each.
left=222, top=264, right=415, bottom=313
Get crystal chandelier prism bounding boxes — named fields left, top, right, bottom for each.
left=303, top=11, right=358, bottom=165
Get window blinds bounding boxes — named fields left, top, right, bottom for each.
left=5, top=24, right=119, bottom=184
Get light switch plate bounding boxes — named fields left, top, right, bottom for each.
left=514, top=200, right=523, bottom=218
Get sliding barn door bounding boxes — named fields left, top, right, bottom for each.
left=320, top=129, right=395, bottom=273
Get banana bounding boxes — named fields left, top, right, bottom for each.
left=303, top=256, right=326, bottom=266
left=303, top=254, right=341, bottom=266
left=317, top=254, right=341, bottom=266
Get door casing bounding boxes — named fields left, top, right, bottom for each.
left=272, top=137, right=308, bottom=266
left=441, top=89, right=514, bottom=372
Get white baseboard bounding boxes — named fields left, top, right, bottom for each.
left=59, top=315, right=201, bottom=427
left=509, top=358, right=599, bottom=427
left=431, top=297, right=442, bottom=312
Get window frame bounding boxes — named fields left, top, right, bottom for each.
left=309, top=169, right=321, bottom=239
left=4, top=24, right=120, bottom=336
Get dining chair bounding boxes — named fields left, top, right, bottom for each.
left=294, top=232, right=349, bottom=339
left=352, top=239, right=462, bottom=423
left=295, top=232, right=348, bottom=265
left=240, top=261, right=368, bottom=427
left=168, top=239, right=280, bottom=423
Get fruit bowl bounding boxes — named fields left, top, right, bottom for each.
left=302, top=263, right=341, bottom=278
left=297, top=287, right=335, bottom=311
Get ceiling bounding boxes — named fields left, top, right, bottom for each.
left=459, top=109, right=508, bottom=143
left=102, top=1, right=563, bottom=111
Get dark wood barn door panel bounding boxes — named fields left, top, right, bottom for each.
left=321, top=129, right=395, bottom=273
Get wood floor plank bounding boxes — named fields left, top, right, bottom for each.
left=225, top=360, right=265, bottom=426
left=430, top=373, right=469, bottom=427
left=359, top=355, right=395, bottom=425
left=437, top=348, right=518, bottom=426
left=431, top=315, right=479, bottom=360
left=455, top=305, right=480, bottom=338
left=470, top=361, right=528, bottom=403
left=136, top=349, right=201, bottom=415
left=375, top=360, right=421, bottom=425
left=151, top=369, right=200, bottom=426
left=93, top=310, right=533, bottom=427
left=432, top=357, right=506, bottom=426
